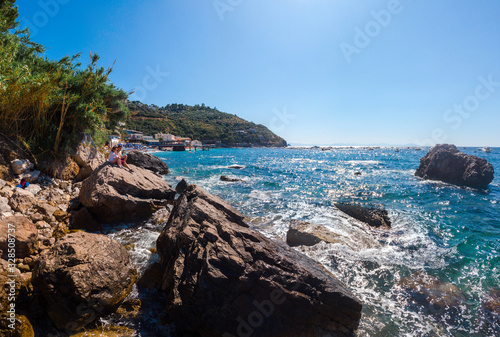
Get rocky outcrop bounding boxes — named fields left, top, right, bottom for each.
left=415, top=144, right=494, bottom=189
left=126, top=150, right=170, bottom=175
left=334, top=203, right=391, bottom=229
left=32, top=232, right=138, bottom=330
left=38, top=158, right=80, bottom=181
left=73, top=143, right=106, bottom=182
left=79, top=163, right=176, bottom=223
left=152, top=184, right=362, bottom=336
left=0, top=216, right=39, bottom=259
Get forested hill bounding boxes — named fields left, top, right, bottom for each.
left=126, top=101, right=287, bottom=147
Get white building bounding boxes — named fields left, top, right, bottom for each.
left=155, top=133, right=176, bottom=141
left=192, top=140, right=203, bottom=147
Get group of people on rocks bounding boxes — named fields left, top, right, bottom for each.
left=108, top=144, right=133, bottom=172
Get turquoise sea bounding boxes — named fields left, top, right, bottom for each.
left=108, top=147, right=499, bottom=336
left=153, top=147, right=500, bottom=337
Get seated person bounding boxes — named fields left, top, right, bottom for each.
left=109, top=146, right=133, bottom=172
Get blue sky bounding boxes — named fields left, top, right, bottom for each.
left=17, top=0, right=500, bottom=146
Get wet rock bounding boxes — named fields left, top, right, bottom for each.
left=32, top=232, right=138, bottom=330
left=10, top=159, right=33, bottom=175
left=286, top=220, right=382, bottom=250
left=0, top=314, right=34, bottom=337
left=0, top=216, right=39, bottom=259
left=481, top=287, right=500, bottom=333
left=116, top=299, right=142, bottom=319
left=397, top=271, right=466, bottom=316
left=126, top=150, right=170, bottom=175
left=70, top=207, right=102, bottom=232
left=220, top=175, right=245, bottom=182
left=335, top=203, right=391, bottom=229
left=79, top=163, right=176, bottom=223
left=151, top=206, right=171, bottom=225
left=8, top=188, right=36, bottom=213
left=228, top=164, right=244, bottom=169
left=152, top=184, right=362, bottom=336
left=137, top=262, right=163, bottom=291
left=415, top=144, right=494, bottom=189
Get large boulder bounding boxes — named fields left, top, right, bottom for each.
left=415, top=144, right=494, bottom=189
left=0, top=216, right=39, bottom=259
left=79, top=163, right=176, bottom=223
left=153, top=185, right=362, bottom=337
left=8, top=188, right=36, bottom=213
left=10, top=159, right=33, bottom=175
left=334, top=203, right=391, bottom=229
left=73, top=144, right=106, bottom=182
left=126, top=150, right=170, bottom=175
left=32, top=232, right=138, bottom=330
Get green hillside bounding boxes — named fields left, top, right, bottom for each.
left=126, top=101, right=287, bottom=147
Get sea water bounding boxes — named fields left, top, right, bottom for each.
left=111, top=147, right=500, bottom=336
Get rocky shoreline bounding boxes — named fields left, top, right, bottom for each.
left=0, top=142, right=498, bottom=336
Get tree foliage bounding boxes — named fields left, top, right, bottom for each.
left=0, top=1, right=129, bottom=159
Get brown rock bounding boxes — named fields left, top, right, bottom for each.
left=79, top=163, right=176, bottom=223
left=0, top=259, right=21, bottom=313
left=69, top=326, right=137, bottom=337
left=152, top=184, right=362, bottom=336
left=53, top=209, right=69, bottom=222
left=0, top=216, right=39, bottom=259
left=32, top=232, right=138, bottom=330
left=70, top=207, right=102, bottom=232
left=126, top=150, right=170, bottom=175
left=0, top=314, right=34, bottom=337
left=8, top=189, right=36, bottom=213
left=220, top=175, right=245, bottom=182
left=415, top=144, right=494, bottom=189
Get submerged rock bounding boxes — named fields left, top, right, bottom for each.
left=79, top=163, right=175, bottom=223
left=32, top=232, right=137, bottom=330
left=126, top=150, right=170, bottom=175
left=397, top=271, right=466, bottom=316
left=481, top=287, right=500, bottom=333
left=228, top=164, right=245, bottom=169
left=415, top=144, right=494, bottom=189
left=152, top=184, right=362, bottom=336
left=334, top=203, right=391, bottom=229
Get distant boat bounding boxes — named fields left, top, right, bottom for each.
left=394, top=148, right=400, bottom=152
left=481, top=147, right=492, bottom=153
left=415, top=147, right=422, bottom=151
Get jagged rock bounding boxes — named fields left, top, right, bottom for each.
left=0, top=314, right=34, bottom=337
left=24, top=183, right=41, bottom=195
left=32, top=232, right=138, bottom=330
left=0, top=216, right=39, bottom=259
left=70, top=207, right=102, bottom=232
left=415, top=144, right=494, bottom=189
left=79, top=163, right=176, bottom=223
left=35, top=203, right=57, bottom=218
left=150, top=207, right=171, bottom=225
left=397, top=271, right=466, bottom=315
left=126, top=150, right=170, bottom=175
left=72, top=143, right=105, bottom=168
left=220, top=175, right=245, bottom=182
left=8, top=188, right=35, bottom=213
left=334, top=203, right=391, bottom=229
left=175, top=178, right=188, bottom=194
left=10, top=159, right=33, bottom=175
left=152, top=184, right=362, bottom=336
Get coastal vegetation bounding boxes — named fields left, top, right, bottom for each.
left=0, top=1, right=129, bottom=160
left=127, top=101, right=287, bottom=147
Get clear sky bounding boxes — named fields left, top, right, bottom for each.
left=16, top=0, right=500, bottom=146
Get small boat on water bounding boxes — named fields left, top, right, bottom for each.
left=481, top=147, right=492, bottom=153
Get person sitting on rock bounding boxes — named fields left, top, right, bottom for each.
left=109, top=146, right=133, bottom=172
left=116, top=145, right=133, bottom=172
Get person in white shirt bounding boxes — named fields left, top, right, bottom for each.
left=109, top=146, right=133, bottom=172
